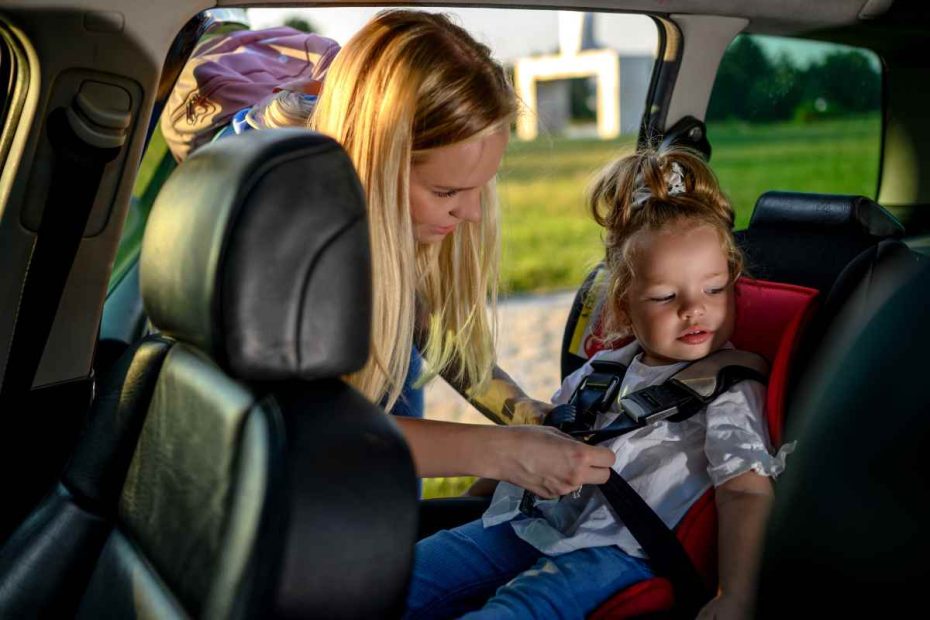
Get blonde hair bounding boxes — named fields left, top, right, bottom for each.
left=309, top=10, right=516, bottom=409
left=589, top=145, right=744, bottom=344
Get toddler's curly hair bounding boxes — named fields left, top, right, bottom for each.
left=589, top=145, right=744, bottom=343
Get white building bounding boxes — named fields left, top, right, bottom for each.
left=514, top=12, right=654, bottom=140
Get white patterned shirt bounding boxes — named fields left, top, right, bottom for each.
left=483, top=340, right=794, bottom=558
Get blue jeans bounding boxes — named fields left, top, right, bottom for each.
left=405, top=519, right=654, bottom=620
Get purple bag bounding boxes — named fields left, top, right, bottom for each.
left=161, top=27, right=340, bottom=161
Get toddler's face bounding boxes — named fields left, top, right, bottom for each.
left=625, top=222, right=735, bottom=366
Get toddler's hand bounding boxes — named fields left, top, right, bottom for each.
left=695, top=593, right=753, bottom=620
left=495, top=425, right=615, bottom=498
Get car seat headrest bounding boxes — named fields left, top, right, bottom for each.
left=140, top=129, right=371, bottom=381
left=750, top=191, right=903, bottom=238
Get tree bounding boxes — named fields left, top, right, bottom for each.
left=707, top=35, right=780, bottom=122
left=283, top=15, right=315, bottom=33
left=803, top=50, right=881, bottom=115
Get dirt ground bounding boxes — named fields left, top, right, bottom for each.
left=423, top=291, right=575, bottom=425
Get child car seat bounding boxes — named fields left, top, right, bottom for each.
left=561, top=270, right=818, bottom=617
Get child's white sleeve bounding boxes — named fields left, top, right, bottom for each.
left=704, top=381, right=795, bottom=486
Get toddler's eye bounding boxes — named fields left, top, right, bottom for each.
left=433, top=189, right=458, bottom=198
left=648, top=293, right=674, bottom=303
left=706, top=286, right=727, bottom=295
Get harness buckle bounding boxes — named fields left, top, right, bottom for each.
left=619, top=381, right=702, bottom=425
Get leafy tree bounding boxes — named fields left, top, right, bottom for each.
left=707, top=35, right=881, bottom=123
left=803, top=50, right=881, bottom=115
left=707, top=35, right=776, bottom=121
left=284, top=15, right=315, bottom=33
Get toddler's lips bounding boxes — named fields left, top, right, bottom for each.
left=678, top=329, right=712, bottom=345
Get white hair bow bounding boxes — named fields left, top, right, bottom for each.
left=631, top=162, right=687, bottom=209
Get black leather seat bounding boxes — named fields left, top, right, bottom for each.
left=736, top=191, right=904, bottom=293
left=756, top=252, right=930, bottom=617
left=0, top=129, right=417, bottom=618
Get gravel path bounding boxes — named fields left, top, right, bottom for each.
left=423, top=291, right=575, bottom=425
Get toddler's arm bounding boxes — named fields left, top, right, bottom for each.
left=697, top=471, right=773, bottom=619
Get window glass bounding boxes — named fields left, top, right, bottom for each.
left=121, top=8, right=659, bottom=498
left=706, top=34, right=882, bottom=229
left=247, top=8, right=658, bottom=295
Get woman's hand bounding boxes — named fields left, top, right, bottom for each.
left=490, top=425, right=615, bottom=498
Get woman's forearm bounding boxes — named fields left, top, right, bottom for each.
left=450, top=364, right=550, bottom=425
left=393, top=416, right=616, bottom=497
left=394, top=417, right=501, bottom=478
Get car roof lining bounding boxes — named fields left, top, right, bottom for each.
left=231, top=0, right=886, bottom=34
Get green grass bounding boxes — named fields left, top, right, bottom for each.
left=422, top=476, right=477, bottom=499
left=109, top=128, right=176, bottom=291
left=119, top=116, right=880, bottom=295
left=497, top=115, right=882, bottom=294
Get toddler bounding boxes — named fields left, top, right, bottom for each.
left=405, top=146, right=794, bottom=620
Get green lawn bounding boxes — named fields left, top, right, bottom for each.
left=125, top=116, right=880, bottom=297
left=496, top=115, right=881, bottom=295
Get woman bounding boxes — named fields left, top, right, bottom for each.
left=297, top=10, right=615, bottom=497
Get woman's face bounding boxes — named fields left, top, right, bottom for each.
left=409, top=129, right=509, bottom=244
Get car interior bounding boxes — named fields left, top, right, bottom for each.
left=0, top=0, right=928, bottom=617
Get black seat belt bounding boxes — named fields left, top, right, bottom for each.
left=0, top=104, right=123, bottom=540
left=522, top=350, right=768, bottom=617
left=600, top=469, right=710, bottom=617
left=1, top=107, right=122, bottom=400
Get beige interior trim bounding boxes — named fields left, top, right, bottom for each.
left=664, top=14, right=747, bottom=127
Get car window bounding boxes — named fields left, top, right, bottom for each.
left=241, top=8, right=660, bottom=498
left=705, top=34, right=883, bottom=229
left=108, top=12, right=250, bottom=292
left=123, top=8, right=659, bottom=299
left=113, top=7, right=660, bottom=499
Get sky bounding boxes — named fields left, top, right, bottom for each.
left=247, top=7, right=877, bottom=68
left=247, top=8, right=660, bottom=62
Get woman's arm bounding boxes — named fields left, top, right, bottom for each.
left=697, top=471, right=774, bottom=619
left=394, top=417, right=615, bottom=498
left=446, top=363, right=553, bottom=426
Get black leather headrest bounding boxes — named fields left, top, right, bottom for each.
left=141, top=129, right=371, bottom=381
left=750, top=191, right=903, bottom=238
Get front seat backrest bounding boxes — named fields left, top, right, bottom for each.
left=0, top=129, right=417, bottom=619
left=736, top=191, right=903, bottom=293
left=756, top=257, right=930, bottom=617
